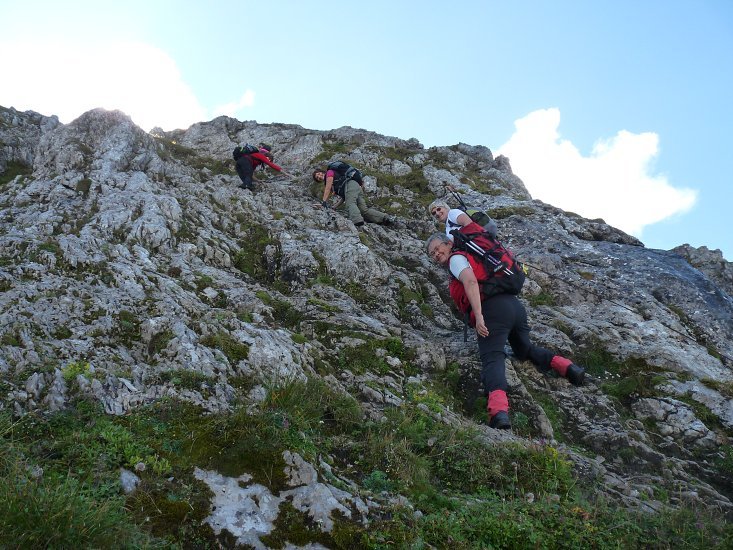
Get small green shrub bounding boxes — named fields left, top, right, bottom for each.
left=156, top=369, right=213, bottom=392
left=200, top=332, right=250, bottom=363
left=487, top=205, right=535, bottom=219
left=116, top=310, right=140, bottom=343
left=601, top=373, right=666, bottom=405
left=62, top=360, right=91, bottom=382
left=233, top=224, right=279, bottom=283
left=0, top=160, right=32, bottom=186
left=701, top=378, right=733, bottom=398
left=194, top=273, right=215, bottom=292
left=307, top=297, right=341, bottom=313
left=528, top=290, right=556, bottom=307
left=0, top=330, right=20, bottom=347
left=312, top=140, right=352, bottom=164
left=257, top=291, right=303, bottom=328
left=716, top=445, right=733, bottom=475
left=337, top=337, right=414, bottom=375
left=362, top=469, right=396, bottom=493
left=147, top=330, right=174, bottom=356
left=53, top=326, right=73, bottom=339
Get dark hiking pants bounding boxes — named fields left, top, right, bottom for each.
left=477, top=293, right=555, bottom=394
left=236, top=156, right=255, bottom=188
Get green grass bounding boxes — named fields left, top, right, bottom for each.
left=62, top=360, right=91, bottom=382
left=1, top=383, right=731, bottom=549
left=116, top=310, right=140, bottom=344
left=487, top=205, right=536, bottom=219
left=528, top=290, right=556, bottom=307
left=232, top=223, right=282, bottom=286
left=200, top=331, right=250, bottom=363
left=0, top=160, right=32, bottom=186
left=257, top=291, right=304, bottom=329
left=0, top=468, right=151, bottom=549
left=336, top=336, right=415, bottom=376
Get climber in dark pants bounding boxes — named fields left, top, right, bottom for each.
left=426, top=230, right=585, bottom=430
left=234, top=144, right=294, bottom=190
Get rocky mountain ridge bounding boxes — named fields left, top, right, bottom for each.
left=1, top=105, right=732, bottom=547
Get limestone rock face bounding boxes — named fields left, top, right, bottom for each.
left=672, top=243, right=733, bottom=297
left=2, top=105, right=732, bottom=536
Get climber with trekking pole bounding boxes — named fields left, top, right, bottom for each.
left=426, top=222, right=586, bottom=430
left=429, top=185, right=498, bottom=239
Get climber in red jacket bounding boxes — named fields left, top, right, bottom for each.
left=426, top=227, right=585, bottom=430
left=234, top=144, right=294, bottom=190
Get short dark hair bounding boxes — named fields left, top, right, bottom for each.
left=312, top=168, right=326, bottom=181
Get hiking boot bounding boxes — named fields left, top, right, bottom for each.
left=566, top=363, right=586, bottom=386
left=239, top=183, right=253, bottom=190
left=488, top=411, right=511, bottom=430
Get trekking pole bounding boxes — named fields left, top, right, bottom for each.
left=445, top=184, right=468, bottom=210
left=451, top=230, right=513, bottom=276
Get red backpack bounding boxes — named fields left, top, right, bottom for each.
left=450, top=222, right=526, bottom=298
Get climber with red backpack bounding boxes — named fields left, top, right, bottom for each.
left=312, top=160, right=395, bottom=228
left=426, top=223, right=585, bottom=430
left=233, top=143, right=294, bottom=190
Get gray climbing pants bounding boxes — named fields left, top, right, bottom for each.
left=340, top=180, right=387, bottom=225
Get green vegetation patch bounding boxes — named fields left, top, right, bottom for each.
left=487, top=205, right=536, bottom=219
left=155, top=369, right=214, bottom=391
left=2, top=377, right=732, bottom=549
left=76, top=177, right=93, bottom=195
left=1, top=328, right=21, bottom=347
left=701, top=378, right=733, bottom=399
left=62, top=360, right=91, bottom=383
left=257, top=291, right=304, bottom=329
left=233, top=223, right=280, bottom=284
left=116, top=310, right=140, bottom=344
left=574, top=342, right=666, bottom=407
left=312, top=140, right=353, bottom=164
left=373, top=168, right=433, bottom=208
left=528, top=290, right=556, bottom=307
left=0, top=160, right=32, bottom=186
left=52, top=325, right=73, bottom=340
left=337, top=336, right=415, bottom=376
left=147, top=329, right=174, bottom=357
left=574, top=343, right=655, bottom=380
left=200, top=331, right=250, bottom=363
left=397, top=283, right=434, bottom=321
left=155, top=137, right=233, bottom=176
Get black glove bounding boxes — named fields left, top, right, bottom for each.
left=321, top=200, right=329, bottom=209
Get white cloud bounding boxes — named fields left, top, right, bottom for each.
left=497, top=108, right=697, bottom=236
left=0, top=41, right=217, bottom=131
left=212, top=90, right=256, bottom=118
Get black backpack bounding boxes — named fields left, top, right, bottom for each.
left=327, top=161, right=364, bottom=194
left=447, top=207, right=499, bottom=239
left=232, top=144, right=259, bottom=160
left=445, top=186, right=498, bottom=238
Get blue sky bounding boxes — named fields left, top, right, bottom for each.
left=2, top=0, right=731, bottom=259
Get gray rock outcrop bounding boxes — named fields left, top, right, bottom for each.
left=1, top=105, right=732, bottom=542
